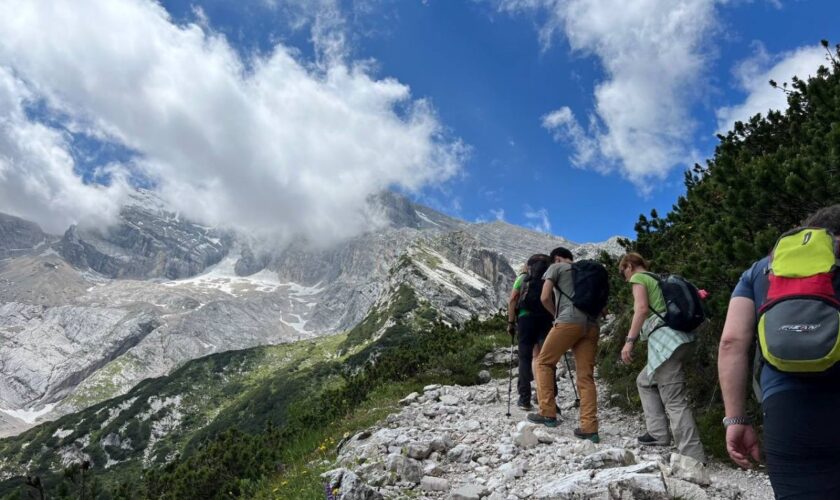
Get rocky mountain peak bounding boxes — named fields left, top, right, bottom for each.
left=57, top=193, right=231, bottom=280
left=0, top=213, right=49, bottom=258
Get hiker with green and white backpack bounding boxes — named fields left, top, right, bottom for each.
left=619, top=252, right=706, bottom=463
left=719, top=205, right=840, bottom=499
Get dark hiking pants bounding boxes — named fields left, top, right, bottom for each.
left=516, top=314, right=554, bottom=402
left=762, top=389, right=840, bottom=499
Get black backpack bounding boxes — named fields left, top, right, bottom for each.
left=643, top=272, right=706, bottom=333
left=557, top=260, right=610, bottom=318
left=517, top=259, right=550, bottom=315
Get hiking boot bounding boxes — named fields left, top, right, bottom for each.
left=574, top=427, right=600, bottom=443
left=516, top=397, right=533, bottom=411
left=526, top=412, right=558, bottom=427
left=637, top=433, right=668, bottom=446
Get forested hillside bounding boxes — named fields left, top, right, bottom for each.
left=598, top=41, right=840, bottom=456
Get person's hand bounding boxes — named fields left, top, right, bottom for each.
left=725, top=424, right=761, bottom=469
left=507, top=322, right=516, bottom=336
left=621, top=342, right=634, bottom=364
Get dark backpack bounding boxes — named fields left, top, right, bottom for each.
left=557, top=260, right=610, bottom=318
left=517, top=259, right=550, bottom=315
left=643, top=272, right=706, bottom=333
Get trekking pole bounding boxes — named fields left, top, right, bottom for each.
left=506, top=332, right=514, bottom=417
left=564, top=352, right=580, bottom=408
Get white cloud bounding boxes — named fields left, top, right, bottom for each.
left=524, top=207, right=551, bottom=233
left=500, top=0, right=718, bottom=187
left=541, top=107, right=598, bottom=169
left=490, top=208, right=505, bottom=220
left=716, top=43, right=827, bottom=134
left=0, top=68, right=131, bottom=233
left=0, top=0, right=463, bottom=242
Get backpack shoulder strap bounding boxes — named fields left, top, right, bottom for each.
left=637, top=271, right=667, bottom=323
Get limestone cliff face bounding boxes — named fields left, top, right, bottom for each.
left=0, top=213, right=48, bottom=258
left=58, top=191, right=231, bottom=280
left=0, top=190, right=620, bottom=436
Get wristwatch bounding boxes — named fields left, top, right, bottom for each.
left=722, top=416, right=752, bottom=427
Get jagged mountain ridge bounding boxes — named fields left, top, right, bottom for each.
left=0, top=190, right=620, bottom=437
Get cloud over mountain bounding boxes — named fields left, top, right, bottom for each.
left=0, top=0, right=464, bottom=241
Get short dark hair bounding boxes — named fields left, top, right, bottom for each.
left=526, top=254, right=550, bottom=267
left=549, top=247, right=574, bottom=261
left=804, top=205, right=840, bottom=234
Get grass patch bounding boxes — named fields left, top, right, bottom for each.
left=254, top=381, right=421, bottom=499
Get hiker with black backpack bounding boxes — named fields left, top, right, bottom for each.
left=718, top=205, right=840, bottom=499
left=527, top=247, right=609, bottom=444
left=619, top=252, right=705, bottom=463
left=507, top=254, right=555, bottom=411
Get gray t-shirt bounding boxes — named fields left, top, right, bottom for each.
left=542, top=262, right=589, bottom=325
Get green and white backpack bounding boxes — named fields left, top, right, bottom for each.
left=758, top=227, right=840, bottom=373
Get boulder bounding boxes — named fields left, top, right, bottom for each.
left=385, top=454, right=423, bottom=484
left=665, top=477, right=709, bottom=500
left=321, top=468, right=383, bottom=500
left=447, top=444, right=474, bottom=463
left=478, top=370, right=492, bottom=384
left=451, top=483, right=486, bottom=500
left=405, top=442, right=432, bottom=460
left=581, top=448, right=636, bottom=469
left=661, top=453, right=711, bottom=486
left=420, top=475, right=450, bottom=492
left=399, top=392, right=419, bottom=405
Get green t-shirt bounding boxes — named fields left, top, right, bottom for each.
left=513, top=274, right=529, bottom=317
left=628, top=272, right=666, bottom=318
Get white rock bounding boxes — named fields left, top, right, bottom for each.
left=424, top=384, right=442, bottom=392
left=423, top=461, right=444, bottom=477
left=406, top=441, right=432, bottom=460
left=399, top=392, right=419, bottom=405
left=496, top=444, right=516, bottom=457
left=571, top=439, right=597, bottom=456
left=460, top=419, right=481, bottom=432
left=533, top=429, right=555, bottom=444
left=420, top=475, right=450, bottom=492
left=431, top=436, right=455, bottom=452
left=665, top=477, right=709, bottom=500
left=499, top=461, right=527, bottom=480
left=385, top=454, right=423, bottom=484
left=581, top=448, right=636, bottom=469
left=535, top=463, right=666, bottom=499
left=447, top=444, right=474, bottom=463
left=513, top=427, right=538, bottom=449
left=451, top=483, right=485, bottom=500
left=662, top=453, right=711, bottom=486
left=515, top=421, right=537, bottom=433
left=440, top=394, right=460, bottom=406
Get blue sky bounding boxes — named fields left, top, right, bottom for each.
left=161, top=0, right=839, bottom=241
left=1, top=0, right=838, bottom=242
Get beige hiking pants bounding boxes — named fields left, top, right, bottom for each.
left=636, top=342, right=705, bottom=462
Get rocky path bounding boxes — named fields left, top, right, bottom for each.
left=322, top=362, right=772, bottom=499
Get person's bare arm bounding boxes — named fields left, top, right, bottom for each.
left=718, top=296, right=761, bottom=468
left=541, top=279, right=555, bottom=318
left=508, top=288, right=520, bottom=324
left=719, top=297, right=756, bottom=421
left=621, top=284, right=649, bottom=363
left=628, top=284, right=649, bottom=339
